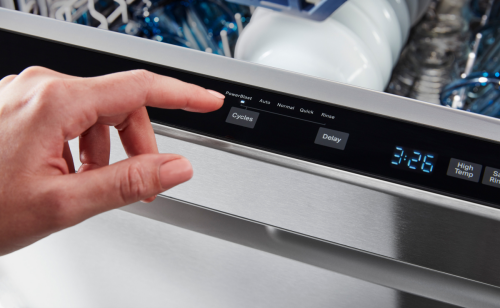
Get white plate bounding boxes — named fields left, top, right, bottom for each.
left=248, top=6, right=273, bottom=22
left=386, top=0, right=411, bottom=43
left=350, top=0, right=403, bottom=65
left=405, top=0, right=419, bottom=25
left=330, top=2, right=393, bottom=86
left=235, top=10, right=385, bottom=91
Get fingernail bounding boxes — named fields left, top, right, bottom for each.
left=141, top=195, right=157, bottom=203
left=159, top=158, right=193, bottom=190
left=206, top=89, right=225, bottom=99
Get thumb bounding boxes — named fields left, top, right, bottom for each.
left=48, top=154, right=192, bottom=226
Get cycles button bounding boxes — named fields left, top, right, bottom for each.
left=446, top=158, right=483, bottom=182
left=225, top=107, right=259, bottom=128
left=314, top=127, right=349, bottom=150
left=482, top=167, right=500, bottom=189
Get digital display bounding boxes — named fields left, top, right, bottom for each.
left=391, top=146, right=437, bottom=174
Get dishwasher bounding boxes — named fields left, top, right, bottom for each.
left=0, top=1, right=500, bottom=307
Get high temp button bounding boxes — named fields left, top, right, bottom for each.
left=314, top=127, right=349, bottom=150
left=225, top=107, right=259, bottom=128
left=446, top=158, right=483, bottom=182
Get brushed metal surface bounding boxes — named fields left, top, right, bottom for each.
left=0, top=197, right=460, bottom=308
left=0, top=207, right=401, bottom=308
left=104, top=128, right=500, bottom=289
left=121, top=196, right=497, bottom=308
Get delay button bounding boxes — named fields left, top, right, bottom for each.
left=446, top=158, right=483, bottom=182
left=482, top=167, right=500, bottom=189
left=314, top=127, right=349, bottom=150
left=226, top=107, right=259, bottom=128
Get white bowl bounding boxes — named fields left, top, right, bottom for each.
left=330, top=2, right=393, bottom=86
left=405, top=0, right=419, bottom=25
left=386, top=0, right=411, bottom=43
left=350, top=0, right=403, bottom=65
left=235, top=10, right=385, bottom=91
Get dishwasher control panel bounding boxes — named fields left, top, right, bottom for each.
left=1, top=29, right=500, bottom=209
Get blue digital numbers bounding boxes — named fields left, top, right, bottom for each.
left=407, top=151, right=421, bottom=169
left=421, top=154, right=435, bottom=173
left=391, top=146, right=437, bottom=174
left=391, top=147, right=404, bottom=165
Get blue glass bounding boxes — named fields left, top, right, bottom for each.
left=465, top=0, right=500, bottom=25
left=490, top=0, right=500, bottom=23
left=225, top=2, right=251, bottom=26
left=75, top=12, right=91, bottom=26
left=140, top=1, right=215, bottom=51
left=440, top=72, right=500, bottom=118
left=190, top=0, right=238, bottom=53
left=467, top=0, right=490, bottom=20
left=472, top=22, right=500, bottom=72
left=131, top=0, right=243, bottom=54
left=70, top=0, right=250, bottom=55
left=444, top=20, right=500, bottom=118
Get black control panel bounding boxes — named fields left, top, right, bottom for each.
left=1, top=29, right=500, bottom=209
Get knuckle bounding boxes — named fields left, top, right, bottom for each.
left=130, top=69, right=155, bottom=99
left=19, top=66, right=49, bottom=78
left=39, top=79, right=66, bottom=97
left=0, top=74, right=17, bottom=83
left=114, top=113, right=132, bottom=132
left=119, top=162, right=153, bottom=203
left=34, top=79, right=67, bottom=106
left=131, top=69, right=154, bottom=84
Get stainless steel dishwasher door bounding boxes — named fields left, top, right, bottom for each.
left=1, top=197, right=458, bottom=308
left=0, top=196, right=465, bottom=308
left=106, top=127, right=500, bottom=291
left=0, top=135, right=482, bottom=308
left=103, top=128, right=500, bottom=308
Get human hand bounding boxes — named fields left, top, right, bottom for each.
left=0, top=67, right=224, bottom=256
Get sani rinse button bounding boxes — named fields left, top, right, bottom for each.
left=314, top=127, right=349, bottom=150
left=446, top=158, right=483, bottom=182
left=482, top=167, right=500, bottom=189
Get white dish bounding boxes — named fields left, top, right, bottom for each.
left=386, top=0, right=411, bottom=43
left=235, top=10, right=385, bottom=91
left=330, top=2, right=393, bottom=86
left=405, top=0, right=419, bottom=25
left=350, top=0, right=403, bottom=65
left=248, top=6, right=273, bottom=22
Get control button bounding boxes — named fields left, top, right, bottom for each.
left=314, top=127, right=349, bottom=150
left=482, top=167, right=500, bottom=188
left=446, top=158, right=483, bottom=182
left=225, top=107, right=259, bottom=128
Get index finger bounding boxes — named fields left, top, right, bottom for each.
left=91, top=70, right=224, bottom=113
left=51, top=70, right=224, bottom=139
